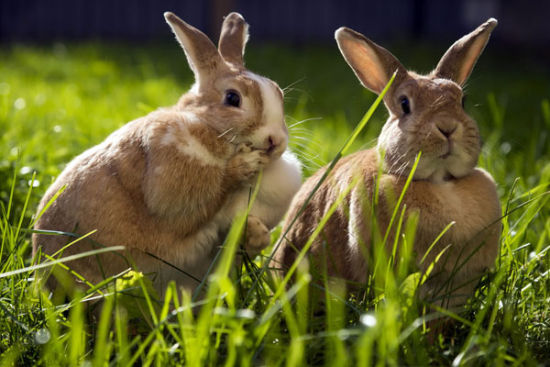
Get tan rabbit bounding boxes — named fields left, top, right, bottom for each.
left=274, top=19, right=501, bottom=309
left=32, top=12, right=302, bottom=295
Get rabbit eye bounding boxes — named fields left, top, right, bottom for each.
left=461, top=95, right=467, bottom=108
left=399, top=96, right=411, bottom=115
left=224, top=90, right=241, bottom=108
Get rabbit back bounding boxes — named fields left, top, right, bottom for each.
left=32, top=112, right=234, bottom=285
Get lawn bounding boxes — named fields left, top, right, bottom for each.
left=0, top=40, right=549, bottom=365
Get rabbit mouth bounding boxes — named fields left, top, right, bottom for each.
left=438, top=140, right=453, bottom=159
left=440, top=151, right=452, bottom=159
left=251, top=135, right=287, bottom=158
left=263, top=144, right=285, bottom=160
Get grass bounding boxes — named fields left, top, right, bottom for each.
left=0, top=40, right=549, bottom=365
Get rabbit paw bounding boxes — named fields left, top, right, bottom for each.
left=244, top=216, right=270, bottom=258
left=227, top=144, right=269, bottom=184
left=236, top=143, right=252, bottom=154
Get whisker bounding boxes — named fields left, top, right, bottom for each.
left=291, top=135, right=319, bottom=142
left=289, top=117, right=324, bottom=129
left=290, top=137, right=325, bottom=152
left=294, top=148, right=322, bottom=160
left=287, top=125, right=314, bottom=132
left=218, top=127, right=234, bottom=139
left=294, top=155, right=322, bottom=171
left=283, top=77, right=306, bottom=93
left=288, top=129, right=313, bottom=137
left=289, top=143, right=316, bottom=153
left=300, top=162, right=321, bottom=171
left=290, top=145, right=323, bottom=163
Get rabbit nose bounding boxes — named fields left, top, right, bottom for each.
left=436, top=122, right=457, bottom=139
left=267, top=136, right=278, bottom=154
left=267, top=134, right=287, bottom=155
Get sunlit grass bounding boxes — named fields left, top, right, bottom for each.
left=0, top=42, right=549, bottom=365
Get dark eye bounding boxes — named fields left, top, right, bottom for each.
left=461, top=95, right=467, bottom=108
left=224, top=90, right=241, bottom=108
left=400, top=96, right=411, bottom=115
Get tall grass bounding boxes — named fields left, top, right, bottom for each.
left=0, top=42, right=549, bottom=365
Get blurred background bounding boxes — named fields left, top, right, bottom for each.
left=2, top=0, right=550, bottom=48
left=1, top=0, right=550, bottom=47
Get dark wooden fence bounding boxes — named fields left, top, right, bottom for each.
left=1, top=0, right=549, bottom=45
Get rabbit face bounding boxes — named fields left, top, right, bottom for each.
left=167, top=11, right=288, bottom=161
left=211, top=70, right=287, bottom=157
left=335, top=18, right=497, bottom=183
left=245, top=72, right=288, bottom=158
left=178, top=70, right=288, bottom=160
left=378, top=75, right=481, bottom=182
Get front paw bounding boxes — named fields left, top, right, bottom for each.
left=244, top=216, right=270, bottom=258
left=227, top=144, right=269, bottom=184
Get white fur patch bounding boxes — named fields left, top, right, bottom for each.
left=258, top=78, right=284, bottom=127
left=249, top=149, right=302, bottom=228
left=198, top=149, right=302, bottom=234
left=177, top=135, right=223, bottom=167
left=160, top=113, right=223, bottom=167
left=189, top=82, right=200, bottom=95
left=180, top=110, right=201, bottom=124
left=245, top=72, right=287, bottom=149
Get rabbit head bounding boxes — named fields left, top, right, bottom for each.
left=164, top=12, right=288, bottom=159
left=335, top=19, right=498, bottom=183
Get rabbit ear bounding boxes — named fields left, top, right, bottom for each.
left=335, top=27, right=405, bottom=94
left=164, top=12, right=223, bottom=85
left=434, top=18, right=497, bottom=86
left=218, top=12, right=249, bottom=66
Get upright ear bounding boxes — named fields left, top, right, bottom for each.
left=434, top=18, right=498, bottom=86
left=218, top=12, right=249, bottom=66
left=164, top=12, right=223, bottom=85
left=335, top=27, right=405, bottom=94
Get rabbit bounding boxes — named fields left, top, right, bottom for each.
left=274, top=19, right=501, bottom=310
left=32, top=12, right=302, bottom=296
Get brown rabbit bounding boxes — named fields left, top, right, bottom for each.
left=32, top=12, right=302, bottom=295
left=274, top=19, right=501, bottom=309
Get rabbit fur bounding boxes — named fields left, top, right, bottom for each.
left=32, top=12, right=302, bottom=295
left=274, top=19, right=501, bottom=309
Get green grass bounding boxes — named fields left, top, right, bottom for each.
left=1, top=41, right=549, bottom=365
